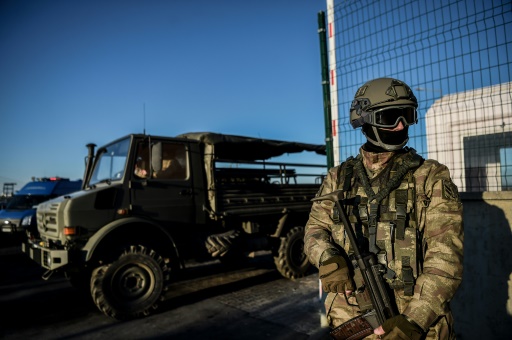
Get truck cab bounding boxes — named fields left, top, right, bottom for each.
left=28, top=134, right=206, bottom=267
left=68, top=134, right=205, bottom=238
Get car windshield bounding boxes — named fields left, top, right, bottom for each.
left=89, top=137, right=130, bottom=186
left=6, top=195, right=50, bottom=210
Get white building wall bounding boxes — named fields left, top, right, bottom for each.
left=426, top=82, right=512, bottom=192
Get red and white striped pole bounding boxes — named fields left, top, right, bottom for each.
left=327, top=0, right=340, bottom=166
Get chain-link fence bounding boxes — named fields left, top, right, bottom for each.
left=326, top=0, right=511, bottom=192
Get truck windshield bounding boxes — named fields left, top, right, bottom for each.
left=89, top=137, right=130, bottom=186
left=6, top=195, right=50, bottom=210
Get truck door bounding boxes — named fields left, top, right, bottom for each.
left=130, top=140, right=195, bottom=225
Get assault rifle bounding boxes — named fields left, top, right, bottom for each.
left=312, top=190, right=397, bottom=340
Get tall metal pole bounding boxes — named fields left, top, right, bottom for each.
left=318, top=11, right=334, bottom=169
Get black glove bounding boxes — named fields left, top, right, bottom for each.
left=382, top=315, right=423, bottom=340
left=318, top=255, right=354, bottom=293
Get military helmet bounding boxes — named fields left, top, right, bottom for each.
left=350, top=78, right=418, bottom=129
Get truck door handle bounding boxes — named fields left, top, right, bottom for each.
left=179, top=189, right=193, bottom=196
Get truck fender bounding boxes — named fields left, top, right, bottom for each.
left=82, top=217, right=181, bottom=265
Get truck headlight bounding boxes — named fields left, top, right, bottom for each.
left=21, top=215, right=33, bottom=226
left=1, top=221, right=14, bottom=233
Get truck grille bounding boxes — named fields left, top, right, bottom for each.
left=37, top=202, right=61, bottom=237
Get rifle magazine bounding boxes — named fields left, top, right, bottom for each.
left=329, top=313, right=373, bottom=340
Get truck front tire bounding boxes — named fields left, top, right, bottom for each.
left=90, top=245, right=170, bottom=320
left=273, top=226, right=311, bottom=279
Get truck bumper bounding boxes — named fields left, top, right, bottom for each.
left=21, top=242, right=69, bottom=270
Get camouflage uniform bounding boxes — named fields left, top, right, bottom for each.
left=304, top=147, right=463, bottom=339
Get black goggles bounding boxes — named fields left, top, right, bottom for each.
left=357, top=106, right=417, bottom=128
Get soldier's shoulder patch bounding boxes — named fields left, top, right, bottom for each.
left=442, top=180, right=460, bottom=201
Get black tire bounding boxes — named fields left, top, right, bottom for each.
left=273, top=226, right=311, bottom=279
left=90, top=245, right=170, bottom=320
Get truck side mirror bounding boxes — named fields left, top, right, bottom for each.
left=151, top=142, right=163, bottom=173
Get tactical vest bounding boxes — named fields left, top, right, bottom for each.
left=335, top=147, right=424, bottom=296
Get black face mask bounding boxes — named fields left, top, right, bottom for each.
left=362, top=125, right=409, bottom=152
left=363, top=140, right=386, bottom=153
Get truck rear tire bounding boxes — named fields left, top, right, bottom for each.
left=273, top=226, right=311, bottom=279
left=90, top=244, right=170, bottom=320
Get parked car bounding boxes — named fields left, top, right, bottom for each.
left=0, top=177, right=82, bottom=243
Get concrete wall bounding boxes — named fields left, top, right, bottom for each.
left=425, top=82, right=512, bottom=192
left=451, top=191, right=512, bottom=339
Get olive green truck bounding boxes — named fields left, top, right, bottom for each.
left=22, top=132, right=326, bottom=320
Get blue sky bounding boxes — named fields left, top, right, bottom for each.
left=0, top=0, right=328, bottom=192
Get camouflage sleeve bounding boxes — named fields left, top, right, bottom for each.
left=304, top=165, right=341, bottom=268
left=404, top=160, right=464, bottom=331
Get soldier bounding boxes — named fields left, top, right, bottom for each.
left=304, top=78, right=463, bottom=339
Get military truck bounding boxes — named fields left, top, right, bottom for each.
left=22, top=132, right=326, bottom=320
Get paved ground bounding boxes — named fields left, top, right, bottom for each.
left=0, top=243, right=332, bottom=339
